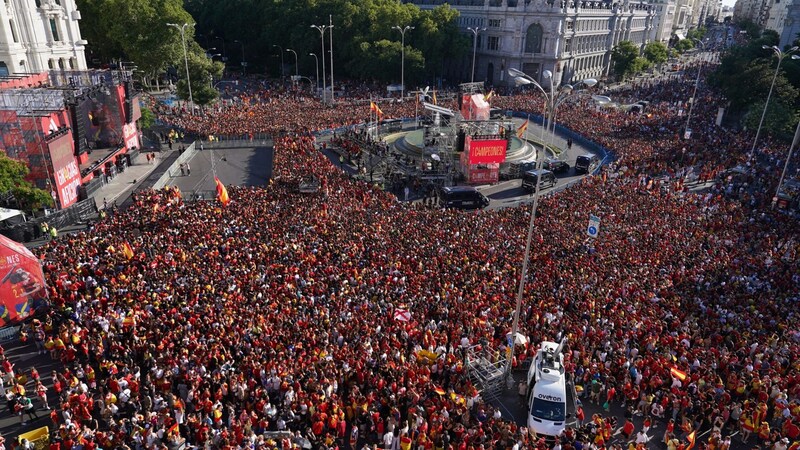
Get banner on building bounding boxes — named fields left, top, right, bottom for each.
left=48, top=134, right=81, bottom=208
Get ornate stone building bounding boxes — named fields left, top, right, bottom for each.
left=408, top=0, right=654, bottom=86
left=0, top=0, right=87, bottom=76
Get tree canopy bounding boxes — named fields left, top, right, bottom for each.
left=611, top=41, right=650, bottom=80
left=0, top=153, right=53, bottom=211
left=643, top=41, right=669, bottom=65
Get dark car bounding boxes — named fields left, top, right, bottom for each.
left=437, top=186, right=490, bottom=210
left=521, top=169, right=557, bottom=192
left=541, top=158, right=570, bottom=174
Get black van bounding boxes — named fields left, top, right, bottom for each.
left=437, top=186, right=490, bottom=210
left=574, top=153, right=600, bottom=174
left=522, top=169, right=557, bottom=192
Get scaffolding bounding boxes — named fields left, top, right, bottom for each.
left=465, top=344, right=508, bottom=401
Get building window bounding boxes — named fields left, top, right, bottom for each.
left=54, top=0, right=61, bottom=4
left=489, top=19, right=502, bottom=27
left=49, top=18, right=60, bottom=41
left=565, top=39, right=572, bottom=52
left=69, top=57, right=76, bottom=69
left=488, top=36, right=500, bottom=51
left=524, top=24, right=544, bottom=53
left=566, top=20, right=574, bottom=30
left=35, top=0, right=41, bottom=7
left=48, top=59, right=54, bottom=69
left=58, top=58, right=65, bottom=69
left=9, top=20, right=18, bottom=43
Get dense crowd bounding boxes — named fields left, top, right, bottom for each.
left=6, top=62, right=798, bottom=450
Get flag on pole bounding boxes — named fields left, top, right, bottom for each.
left=214, top=176, right=230, bottom=206
left=121, top=242, right=134, bottom=260
left=485, top=90, right=495, bottom=101
left=516, top=119, right=529, bottom=138
left=670, top=367, right=687, bottom=381
left=686, top=431, right=696, bottom=450
left=432, top=90, right=438, bottom=105
left=370, top=101, right=384, bottom=117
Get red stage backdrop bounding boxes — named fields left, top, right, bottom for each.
left=467, top=137, right=507, bottom=164
left=0, top=235, right=48, bottom=326
left=48, top=134, right=81, bottom=208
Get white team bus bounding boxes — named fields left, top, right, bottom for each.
left=527, top=339, right=569, bottom=438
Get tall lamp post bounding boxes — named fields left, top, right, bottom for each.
left=166, top=23, right=194, bottom=109
left=775, top=120, right=800, bottom=207
left=310, top=53, right=320, bottom=92
left=392, top=25, right=414, bottom=99
left=233, top=39, right=246, bottom=75
left=272, top=45, right=285, bottom=79
left=749, top=45, right=799, bottom=163
left=329, top=15, right=335, bottom=105
left=286, top=49, right=298, bottom=76
left=311, top=24, right=329, bottom=103
left=467, top=27, right=485, bottom=83
left=504, top=68, right=597, bottom=378
left=683, top=39, right=706, bottom=141
left=213, top=37, right=227, bottom=61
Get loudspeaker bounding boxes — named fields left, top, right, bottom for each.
left=123, top=81, right=133, bottom=123
left=456, top=130, right=466, bottom=152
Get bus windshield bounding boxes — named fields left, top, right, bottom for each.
left=531, top=397, right=566, bottom=422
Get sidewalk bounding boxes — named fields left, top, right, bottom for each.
left=90, top=151, right=172, bottom=210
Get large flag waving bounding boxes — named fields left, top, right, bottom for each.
left=670, top=367, right=687, bottom=382
left=121, top=242, right=134, bottom=260
left=214, top=177, right=230, bottom=206
left=516, top=119, right=530, bottom=138
left=370, top=101, right=384, bottom=117
left=686, top=431, right=696, bottom=450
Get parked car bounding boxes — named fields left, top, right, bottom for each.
left=437, top=186, right=490, bottom=210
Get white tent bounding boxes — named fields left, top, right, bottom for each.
left=0, top=208, right=25, bottom=227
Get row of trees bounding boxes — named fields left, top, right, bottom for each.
left=76, top=0, right=468, bottom=99
left=610, top=40, right=671, bottom=80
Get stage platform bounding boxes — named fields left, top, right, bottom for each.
left=392, top=128, right=538, bottom=166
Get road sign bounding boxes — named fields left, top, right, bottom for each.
left=587, top=214, right=600, bottom=238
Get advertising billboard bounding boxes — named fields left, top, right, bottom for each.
left=123, top=122, right=139, bottom=150
left=77, top=89, right=124, bottom=149
left=466, top=136, right=507, bottom=164
left=0, top=235, right=48, bottom=326
left=49, top=134, right=81, bottom=208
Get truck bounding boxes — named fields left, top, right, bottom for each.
left=527, top=339, right=569, bottom=438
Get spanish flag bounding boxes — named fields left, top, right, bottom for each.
left=169, top=422, right=179, bottom=436
left=432, top=90, right=438, bottom=105
left=516, top=119, right=530, bottom=138
left=686, top=431, right=696, bottom=450
left=434, top=386, right=446, bottom=396
left=214, top=176, right=230, bottom=206
left=670, top=367, right=687, bottom=381
left=485, top=90, right=495, bottom=101
left=121, top=242, right=134, bottom=260
left=370, top=101, right=384, bottom=117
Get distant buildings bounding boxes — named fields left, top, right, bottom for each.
left=0, top=0, right=88, bottom=76
left=406, top=0, right=720, bottom=86
left=734, top=0, right=800, bottom=48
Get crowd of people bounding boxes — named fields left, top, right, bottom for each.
left=6, top=58, right=798, bottom=450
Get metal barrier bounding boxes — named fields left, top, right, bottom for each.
left=0, top=325, right=20, bottom=342
left=152, top=142, right=196, bottom=190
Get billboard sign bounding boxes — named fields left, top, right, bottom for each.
left=467, top=137, right=507, bottom=164
left=123, top=122, right=139, bottom=150
left=49, top=134, right=81, bottom=208
left=0, top=235, right=48, bottom=326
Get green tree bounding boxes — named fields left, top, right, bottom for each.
left=674, top=39, right=695, bottom=53
left=138, top=106, right=156, bottom=130
left=175, top=45, right=224, bottom=106
left=686, top=27, right=707, bottom=41
left=611, top=41, right=649, bottom=80
left=0, top=153, right=53, bottom=211
left=643, top=41, right=669, bottom=65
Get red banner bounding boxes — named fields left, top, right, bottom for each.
left=49, top=134, right=81, bottom=208
left=0, top=235, right=48, bottom=326
left=467, top=137, right=507, bottom=164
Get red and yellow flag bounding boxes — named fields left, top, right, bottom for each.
left=370, top=101, right=384, bottom=117
left=670, top=367, right=687, bottom=381
left=214, top=177, right=230, bottom=206
left=432, top=90, right=438, bottom=105
left=686, top=431, right=696, bottom=450
left=516, top=119, right=529, bottom=138
left=121, top=242, right=134, bottom=260
left=485, top=90, right=495, bottom=101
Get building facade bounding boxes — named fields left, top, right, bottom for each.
left=650, top=0, right=677, bottom=42
left=0, top=0, right=87, bottom=76
left=779, top=0, right=800, bottom=48
left=407, top=0, right=654, bottom=86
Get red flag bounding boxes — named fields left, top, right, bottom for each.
left=670, top=367, right=687, bottom=381
left=516, top=119, right=529, bottom=138
left=434, top=386, right=446, bottom=396
left=370, top=101, right=384, bottom=117
left=169, top=422, right=179, bottom=436
left=214, top=177, right=230, bottom=206
left=686, top=431, right=696, bottom=450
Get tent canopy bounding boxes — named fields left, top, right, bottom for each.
left=0, top=234, right=48, bottom=326
left=0, top=208, right=25, bottom=227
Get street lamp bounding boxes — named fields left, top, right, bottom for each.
left=273, top=45, right=285, bottom=79
left=309, top=53, right=320, bottom=91
left=166, top=23, right=195, bottom=109
left=683, top=39, right=706, bottom=141
left=775, top=120, right=800, bottom=208
left=213, top=37, right=227, bottom=61
left=286, top=49, right=298, bottom=76
left=311, top=24, right=329, bottom=103
left=749, top=45, right=799, bottom=163
left=392, top=25, right=414, bottom=99
left=504, top=67, right=597, bottom=378
left=233, top=39, right=246, bottom=75
left=467, top=27, right=485, bottom=83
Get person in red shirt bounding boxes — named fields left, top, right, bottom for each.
left=623, top=419, right=636, bottom=440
